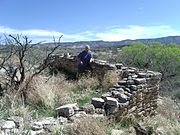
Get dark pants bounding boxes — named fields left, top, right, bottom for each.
left=77, top=64, right=93, bottom=78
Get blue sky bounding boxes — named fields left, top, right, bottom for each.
left=0, top=0, right=180, bottom=42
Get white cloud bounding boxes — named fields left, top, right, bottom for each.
left=95, top=25, right=180, bottom=41
left=0, top=25, right=180, bottom=42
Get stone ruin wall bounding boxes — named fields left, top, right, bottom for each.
left=46, top=54, right=162, bottom=117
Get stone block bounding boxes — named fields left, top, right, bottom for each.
left=105, top=97, right=119, bottom=107
left=134, top=78, right=146, bottom=84
left=56, top=103, right=78, bottom=118
left=91, top=98, right=105, bottom=108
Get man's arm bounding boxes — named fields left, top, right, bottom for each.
left=78, top=52, right=83, bottom=64
left=89, top=53, right=94, bottom=63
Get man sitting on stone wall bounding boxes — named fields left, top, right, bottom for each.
left=77, top=45, right=94, bottom=78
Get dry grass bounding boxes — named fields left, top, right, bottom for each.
left=77, top=75, right=99, bottom=90
left=157, top=96, right=180, bottom=120
left=101, top=70, right=119, bottom=90
left=66, top=117, right=107, bottom=135
left=140, top=114, right=180, bottom=135
left=26, top=74, right=76, bottom=107
left=138, top=97, right=180, bottom=135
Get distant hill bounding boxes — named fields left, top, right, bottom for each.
left=42, top=35, right=180, bottom=48
left=1, top=36, right=180, bottom=48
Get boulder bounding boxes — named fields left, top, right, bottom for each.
left=104, top=97, right=119, bottom=115
left=105, top=97, right=119, bottom=107
left=91, top=98, right=105, bottom=108
left=56, top=103, right=79, bottom=118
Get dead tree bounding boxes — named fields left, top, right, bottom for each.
left=0, top=34, right=63, bottom=100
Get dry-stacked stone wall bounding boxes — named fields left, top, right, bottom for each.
left=98, top=66, right=162, bottom=118
left=45, top=54, right=117, bottom=79
left=46, top=54, right=162, bottom=117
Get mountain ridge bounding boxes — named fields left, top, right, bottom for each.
left=49, top=35, right=180, bottom=48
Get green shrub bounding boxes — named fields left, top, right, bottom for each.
left=117, top=42, right=180, bottom=79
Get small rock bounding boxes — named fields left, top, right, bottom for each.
left=134, top=78, right=146, bottom=84
left=56, top=103, right=79, bottom=118
left=73, top=111, right=87, bottom=118
left=113, top=84, right=122, bottom=88
left=7, top=116, right=23, bottom=128
left=137, top=84, right=147, bottom=89
left=124, top=87, right=132, bottom=93
left=101, top=92, right=112, bottom=99
left=39, top=117, right=58, bottom=126
left=137, top=72, right=147, bottom=78
left=118, top=80, right=127, bottom=85
left=156, top=127, right=164, bottom=135
left=127, top=69, right=135, bottom=73
left=121, top=66, right=128, bottom=70
left=118, top=93, right=128, bottom=103
left=109, top=88, right=117, bottom=91
left=83, top=104, right=95, bottom=114
left=132, top=74, right=138, bottom=78
left=116, top=88, right=124, bottom=93
left=95, top=108, right=105, bottom=114
left=115, top=63, right=123, bottom=69
left=127, top=80, right=135, bottom=85
left=111, top=90, right=121, bottom=98
left=31, top=121, right=43, bottom=131
left=1, top=121, right=16, bottom=129
left=88, top=114, right=104, bottom=119
left=111, top=129, right=124, bottom=135
left=92, top=98, right=105, bottom=108
left=119, top=101, right=129, bottom=108
left=124, top=91, right=132, bottom=97
left=29, top=129, right=44, bottom=135
left=130, top=85, right=137, bottom=91
left=58, top=117, right=68, bottom=125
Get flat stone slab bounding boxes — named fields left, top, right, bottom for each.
left=134, top=78, right=146, bottom=84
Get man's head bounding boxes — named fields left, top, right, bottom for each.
left=84, top=45, right=90, bottom=52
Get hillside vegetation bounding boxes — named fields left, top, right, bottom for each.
left=115, top=42, right=180, bottom=100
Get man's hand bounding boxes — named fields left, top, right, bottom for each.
left=90, top=58, right=94, bottom=63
